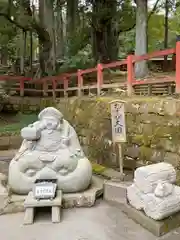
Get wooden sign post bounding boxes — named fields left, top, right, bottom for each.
left=110, top=100, right=127, bottom=180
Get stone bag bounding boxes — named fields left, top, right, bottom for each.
left=143, top=185, right=180, bottom=220
left=134, top=162, right=176, bottom=194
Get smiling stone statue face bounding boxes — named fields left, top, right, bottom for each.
left=8, top=107, right=92, bottom=195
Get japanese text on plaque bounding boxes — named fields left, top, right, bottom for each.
left=110, top=101, right=126, bottom=143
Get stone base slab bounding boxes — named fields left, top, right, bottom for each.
left=1, top=176, right=104, bottom=215
left=104, top=180, right=180, bottom=236
left=120, top=203, right=180, bottom=237
left=103, top=180, right=132, bottom=204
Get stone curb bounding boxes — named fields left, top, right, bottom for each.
left=0, top=136, right=22, bottom=150
left=0, top=149, right=17, bottom=158
left=94, top=168, right=133, bottom=182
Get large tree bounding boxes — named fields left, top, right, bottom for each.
left=91, top=0, right=118, bottom=63
left=134, top=0, right=148, bottom=78
left=55, top=1, right=65, bottom=58
left=66, top=0, right=79, bottom=56
left=0, top=0, right=52, bottom=76
left=89, top=0, right=135, bottom=63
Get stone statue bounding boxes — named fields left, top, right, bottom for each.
left=127, top=162, right=180, bottom=220
left=8, top=107, right=92, bottom=195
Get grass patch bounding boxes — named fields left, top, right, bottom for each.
left=0, top=113, right=37, bottom=136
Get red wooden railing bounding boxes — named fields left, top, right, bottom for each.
left=0, top=41, right=179, bottom=97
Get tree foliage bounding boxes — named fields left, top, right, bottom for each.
left=0, top=0, right=178, bottom=76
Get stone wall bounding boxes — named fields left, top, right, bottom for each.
left=56, top=97, right=180, bottom=178
left=3, top=96, right=56, bottom=113
left=2, top=96, right=180, bottom=181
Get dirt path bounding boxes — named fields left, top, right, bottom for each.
left=0, top=200, right=179, bottom=240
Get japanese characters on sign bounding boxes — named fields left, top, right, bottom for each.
left=110, top=100, right=126, bottom=143
left=33, top=181, right=57, bottom=200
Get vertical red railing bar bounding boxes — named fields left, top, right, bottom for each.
left=52, top=78, right=57, bottom=90
left=97, top=63, right=103, bottom=96
left=63, top=77, right=68, bottom=98
left=176, top=40, right=180, bottom=93
left=20, top=79, right=24, bottom=97
left=52, top=78, right=57, bottom=99
left=127, top=55, right=134, bottom=96
left=42, top=78, right=48, bottom=97
left=77, top=69, right=83, bottom=97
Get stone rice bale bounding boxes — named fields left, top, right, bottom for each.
left=134, top=163, right=176, bottom=194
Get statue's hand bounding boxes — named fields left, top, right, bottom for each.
left=21, top=126, right=41, bottom=141
left=28, top=121, right=46, bottom=130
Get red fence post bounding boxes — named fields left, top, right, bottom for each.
left=43, top=79, right=48, bottom=97
left=52, top=78, right=57, bottom=100
left=127, top=55, right=134, bottom=96
left=176, top=40, right=180, bottom=93
left=97, top=63, right=103, bottom=96
left=63, top=77, right=68, bottom=98
left=20, top=79, right=24, bottom=97
left=77, top=69, right=83, bottom=97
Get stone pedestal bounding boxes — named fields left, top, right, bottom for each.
left=24, top=190, right=62, bottom=225
left=0, top=176, right=104, bottom=215
left=104, top=180, right=180, bottom=236
left=120, top=203, right=180, bottom=237
left=103, top=180, right=132, bottom=204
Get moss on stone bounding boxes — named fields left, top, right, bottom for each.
left=91, top=163, right=106, bottom=174
left=131, top=134, right=152, bottom=146
left=139, top=146, right=153, bottom=162
left=176, top=171, right=180, bottom=186
left=2, top=96, right=180, bottom=170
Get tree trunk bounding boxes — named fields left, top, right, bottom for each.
left=164, top=0, right=169, bottom=70
left=0, top=0, right=52, bottom=76
left=43, top=0, right=56, bottom=71
left=135, top=0, right=148, bottom=78
left=106, top=1, right=118, bottom=61
left=66, top=0, right=79, bottom=36
left=92, top=0, right=118, bottom=64
left=55, top=2, right=64, bottom=58
left=39, top=0, right=52, bottom=76
left=66, top=0, right=79, bottom=55
left=20, top=30, right=26, bottom=74
left=1, top=49, right=8, bottom=65
left=30, top=31, right=33, bottom=74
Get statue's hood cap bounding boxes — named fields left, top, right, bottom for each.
left=38, top=107, right=63, bottom=120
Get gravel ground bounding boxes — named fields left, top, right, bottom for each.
left=0, top=200, right=180, bottom=240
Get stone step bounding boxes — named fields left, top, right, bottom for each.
left=103, top=180, right=132, bottom=204
left=0, top=149, right=17, bottom=175
left=0, top=136, right=22, bottom=151
left=0, top=149, right=17, bottom=160
left=120, top=202, right=180, bottom=237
